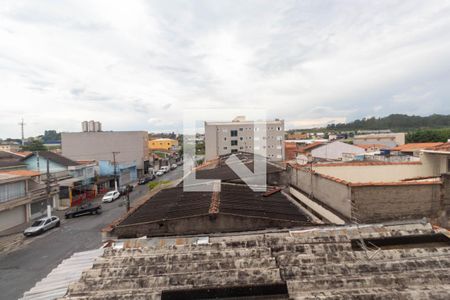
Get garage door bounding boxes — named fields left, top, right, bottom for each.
left=31, top=200, right=52, bottom=220
left=0, top=205, right=26, bottom=232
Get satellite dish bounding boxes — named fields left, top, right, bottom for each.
left=297, top=154, right=308, bottom=165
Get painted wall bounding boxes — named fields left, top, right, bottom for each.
left=22, top=156, right=67, bottom=173
left=290, top=167, right=351, bottom=217
left=62, top=131, right=149, bottom=169
left=98, top=160, right=137, bottom=185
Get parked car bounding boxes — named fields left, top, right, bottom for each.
left=155, top=170, right=165, bottom=176
left=118, top=185, right=133, bottom=196
left=65, top=203, right=102, bottom=218
left=160, top=166, right=170, bottom=173
left=170, top=163, right=177, bottom=170
left=177, top=161, right=183, bottom=166
left=138, top=174, right=155, bottom=185
left=23, top=216, right=60, bottom=237
left=102, top=190, right=120, bottom=203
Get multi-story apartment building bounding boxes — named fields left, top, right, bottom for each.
left=204, top=116, right=285, bottom=162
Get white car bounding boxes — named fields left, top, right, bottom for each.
left=155, top=170, right=165, bottom=176
left=171, top=163, right=177, bottom=169
left=102, top=190, right=120, bottom=203
left=160, top=166, right=170, bottom=173
left=24, top=216, right=60, bottom=237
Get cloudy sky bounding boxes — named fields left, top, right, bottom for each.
left=1, top=0, right=450, bottom=138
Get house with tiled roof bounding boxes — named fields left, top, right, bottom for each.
left=21, top=151, right=97, bottom=208
left=288, top=152, right=450, bottom=226
left=391, top=142, right=444, bottom=156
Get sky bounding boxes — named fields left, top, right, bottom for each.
left=1, top=0, right=450, bottom=138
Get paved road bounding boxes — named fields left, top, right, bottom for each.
left=0, top=167, right=184, bottom=300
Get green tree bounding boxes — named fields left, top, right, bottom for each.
left=21, top=140, right=47, bottom=151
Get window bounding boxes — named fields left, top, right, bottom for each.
left=240, top=137, right=243, bottom=141
left=230, top=130, right=238, bottom=137
left=223, top=147, right=227, bottom=150
left=224, top=137, right=227, bottom=141
left=231, top=140, right=238, bottom=146
left=239, top=128, right=243, bottom=131
left=277, top=127, right=281, bottom=131
left=231, top=149, right=238, bottom=153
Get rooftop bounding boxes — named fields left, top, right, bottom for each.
left=22, top=151, right=79, bottom=167
left=391, top=142, right=444, bottom=152
left=61, top=222, right=450, bottom=300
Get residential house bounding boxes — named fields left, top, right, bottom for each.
left=0, top=143, right=21, bottom=152
left=288, top=146, right=450, bottom=225
left=0, top=170, right=58, bottom=232
left=391, top=142, right=444, bottom=157
left=21, top=151, right=97, bottom=208
left=204, top=116, right=285, bottom=162
left=98, top=160, right=137, bottom=187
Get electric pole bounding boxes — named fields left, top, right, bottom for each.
left=112, top=152, right=120, bottom=191
left=19, top=118, right=26, bottom=146
left=46, top=160, right=52, bottom=217
left=126, top=188, right=130, bottom=212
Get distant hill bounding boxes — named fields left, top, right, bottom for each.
left=326, top=114, right=450, bottom=131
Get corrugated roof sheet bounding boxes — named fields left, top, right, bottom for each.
left=20, top=248, right=103, bottom=300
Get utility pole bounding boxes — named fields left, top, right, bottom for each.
left=126, top=188, right=130, bottom=212
left=112, top=152, right=120, bottom=191
left=19, top=118, right=26, bottom=146
left=46, top=160, right=52, bottom=217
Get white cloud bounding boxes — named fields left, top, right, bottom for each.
left=1, top=0, right=450, bottom=138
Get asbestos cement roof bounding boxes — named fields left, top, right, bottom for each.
left=61, top=222, right=450, bottom=300
left=118, top=183, right=311, bottom=227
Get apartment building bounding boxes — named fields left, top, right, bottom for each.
left=204, top=117, right=285, bottom=162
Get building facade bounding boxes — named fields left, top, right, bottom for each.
left=0, top=171, right=58, bottom=232
left=148, top=138, right=179, bottom=151
left=353, top=132, right=405, bottom=148
left=61, top=131, right=149, bottom=177
left=204, top=117, right=285, bottom=162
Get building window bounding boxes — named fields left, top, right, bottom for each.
left=239, top=128, right=243, bottom=131
left=277, top=127, right=281, bottom=131
left=231, top=140, right=238, bottom=146
left=240, top=137, right=243, bottom=141
left=230, top=130, right=238, bottom=137
left=223, top=147, right=227, bottom=150
left=231, top=149, right=238, bottom=153
left=224, top=137, right=227, bottom=141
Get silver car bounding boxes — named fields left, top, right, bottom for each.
left=23, top=216, right=60, bottom=237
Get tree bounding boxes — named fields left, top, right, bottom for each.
left=21, top=140, right=47, bottom=151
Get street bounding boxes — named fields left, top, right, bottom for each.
left=0, top=167, right=184, bottom=300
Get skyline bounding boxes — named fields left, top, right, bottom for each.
left=1, top=0, right=450, bottom=138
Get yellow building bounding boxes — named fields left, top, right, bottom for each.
left=148, top=138, right=179, bottom=151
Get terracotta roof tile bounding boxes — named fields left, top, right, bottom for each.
left=391, top=143, right=444, bottom=152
